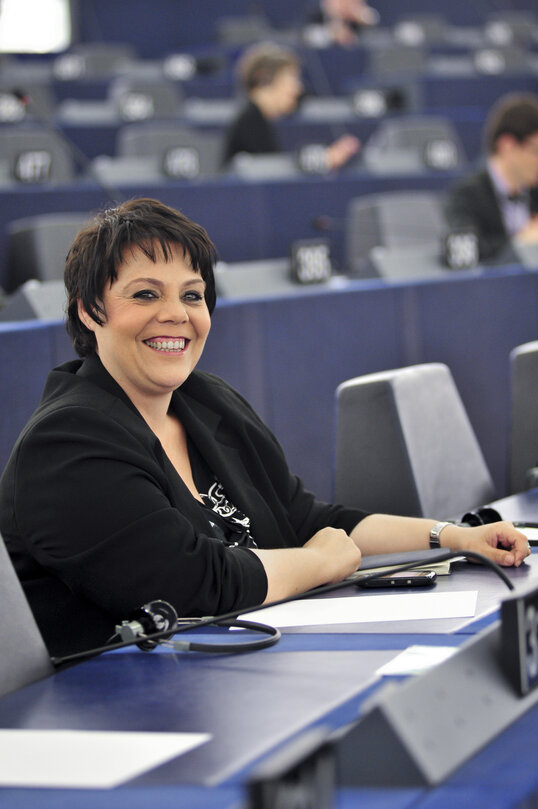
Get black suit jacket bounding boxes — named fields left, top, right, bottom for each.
left=0, top=355, right=366, bottom=657
left=444, top=168, right=538, bottom=263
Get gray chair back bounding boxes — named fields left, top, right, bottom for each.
left=362, top=115, right=466, bottom=174
left=117, top=123, right=223, bottom=179
left=6, top=212, right=91, bottom=292
left=509, top=340, right=538, bottom=494
left=345, top=190, right=446, bottom=277
left=0, top=127, right=74, bottom=185
left=334, top=363, right=496, bottom=519
left=109, top=77, right=183, bottom=122
left=0, top=532, right=53, bottom=698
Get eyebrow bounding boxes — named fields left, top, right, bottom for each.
left=123, top=276, right=206, bottom=290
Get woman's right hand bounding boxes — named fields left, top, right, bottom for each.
left=303, top=527, right=362, bottom=583
left=252, top=527, right=361, bottom=604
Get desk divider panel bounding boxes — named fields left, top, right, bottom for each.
left=336, top=622, right=538, bottom=787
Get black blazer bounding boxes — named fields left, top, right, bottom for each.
left=444, top=168, right=538, bottom=263
left=0, top=355, right=366, bottom=657
left=222, top=100, right=280, bottom=166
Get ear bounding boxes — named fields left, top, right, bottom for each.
left=77, top=299, right=97, bottom=333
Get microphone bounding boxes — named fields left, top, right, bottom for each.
left=116, top=599, right=178, bottom=650
left=12, top=87, right=122, bottom=203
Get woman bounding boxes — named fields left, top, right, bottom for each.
left=222, top=42, right=359, bottom=169
left=0, top=198, right=529, bottom=657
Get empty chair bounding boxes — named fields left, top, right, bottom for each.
left=6, top=212, right=91, bottom=292
left=362, top=115, right=466, bottom=174
left=367, top=43, right=426, bottom=78
left=483, top=12, right=536, bottom=47
left=0, top=532, right=53, bottom=698
left=108, top=76, right=183, bottom=122
left=473, top=45, right=529, bottom=75
left=53, top=42, right=136, bottom=80
left=393, top=14, right=449, bottom=45
left=0, top=279, right=67, bottom=322
left=117, top=123, right=223, bottom=180
left=345, top=190, right=447, bottom=277
left=333, top=363, right=496, bottom=519
left=0, top=126, right=74, bottom=185
left=508, top=341, right=538, bottom=494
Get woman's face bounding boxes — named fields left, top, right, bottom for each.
left=271, top=65, right=303, bottom=116
left=79, top=243, right=211, bottom=406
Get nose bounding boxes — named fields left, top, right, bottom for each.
left=156, top=297, right=189, bottom=323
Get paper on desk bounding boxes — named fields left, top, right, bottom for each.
left=0, top=729, right=210, bottom=788
left=240, top=591, right=478, bottom=628
left=376, top=645, right=459, bottom=676
left=519, top=526, right=538, bottom=544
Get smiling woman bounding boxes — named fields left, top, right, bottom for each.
left=76, top=245, right=212, bottom=420
left=0, top=197, right=530, bottom=658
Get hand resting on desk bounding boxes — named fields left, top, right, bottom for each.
left=350, top=515, right=531, bottom=572
left=440, top=521, right=531, bottom=568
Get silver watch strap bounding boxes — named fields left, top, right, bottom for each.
left=429, top=521, right=451, bottom=549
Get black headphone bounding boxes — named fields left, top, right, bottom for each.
left=119, top=599, right=281, bottom=654
left=52, top=599, right=281, bottom=666
left=460, top=507, right=502, bottom=527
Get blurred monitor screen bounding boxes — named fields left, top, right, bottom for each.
left=0, top=0, right=72, bottom=53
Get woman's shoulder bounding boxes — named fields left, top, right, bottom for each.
left=11, top=360, right=151, bottom=461
left=181, top=370, right=252, bottom=411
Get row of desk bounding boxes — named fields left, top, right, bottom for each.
left=0, top=168, right=466, bottom=292
left=0, top=488, right=537, bottom=808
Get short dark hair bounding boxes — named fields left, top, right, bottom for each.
left=237, top=42, right=299, bottom=93
left=65, top=197, right=217, bottom=357
left=485, top=93, right=538, bottom=154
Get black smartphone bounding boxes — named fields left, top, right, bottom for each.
left=357, top=570, right=437, bottom=589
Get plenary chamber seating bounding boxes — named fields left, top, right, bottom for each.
left=333, top=363, right=496, bottom=519
left=361, top=115, right=467, bottom=174
left=116, top=122, right=223, bottom=180
left=508, top=340, right=538, bottom=494
left=0, top=126, right=75, bottom=186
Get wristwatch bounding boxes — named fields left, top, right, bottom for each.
left=429, top=521, right=451, bottom=549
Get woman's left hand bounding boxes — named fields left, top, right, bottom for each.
left=443, top=521, right=531, bottom=567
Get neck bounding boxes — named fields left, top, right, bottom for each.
left=489, top=154, right=522, bottom=195
left=130, top=392, right=174, bottom=434
left=250, top=90, right=280, bottom=120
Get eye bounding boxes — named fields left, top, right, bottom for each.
left=133, top=289, right=159, bottom=301
left=183, top=290, right=204, bottom=303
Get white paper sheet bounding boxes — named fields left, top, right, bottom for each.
left=376, top=645, right=459, bottom=676
left=240, top=590, right=478, bottom=628
left=0, top=729, right=210, bottom=788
